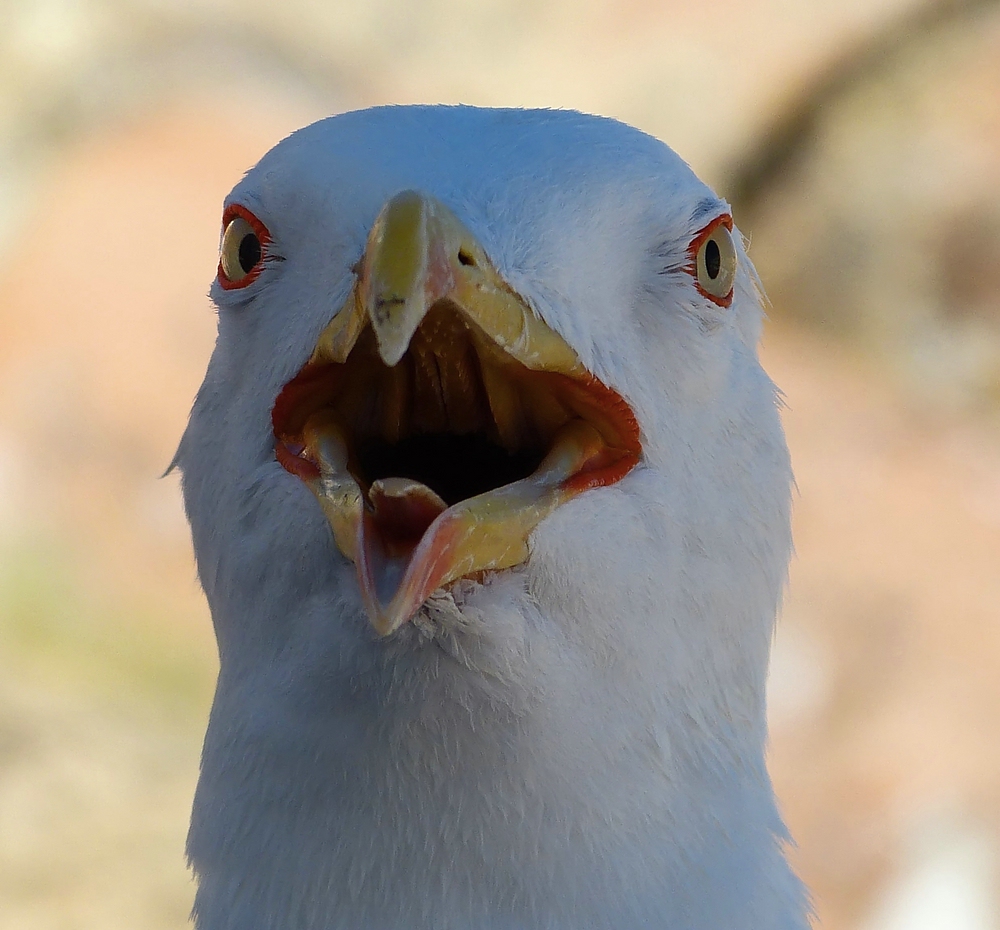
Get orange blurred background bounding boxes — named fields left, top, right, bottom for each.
left=0, top=1, right=998, bottom=927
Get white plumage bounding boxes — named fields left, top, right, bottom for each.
left=177, top=105, right=807, bottom=929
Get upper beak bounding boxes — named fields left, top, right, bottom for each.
left=314, top=190, right=582, bottom=375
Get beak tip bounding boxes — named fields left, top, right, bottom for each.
left=367, top=607, right=408, bottom=638
left=369, top=296, right=424, bottom=367
left=376, top=341, right=408, bottom=368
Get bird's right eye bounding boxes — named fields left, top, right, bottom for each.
left=218, top=206, right=270, bottom=289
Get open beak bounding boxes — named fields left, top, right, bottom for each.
left=272, top=190, right=641, bottom=636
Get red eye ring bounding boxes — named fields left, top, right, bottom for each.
left=218, top=204, right=271, bottom=290
left=687, top=214, right=736, bottom=308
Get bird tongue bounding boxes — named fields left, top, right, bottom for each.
left=306, top=418, right=609, bottom=635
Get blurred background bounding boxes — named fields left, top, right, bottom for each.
left=0, top=0, right=998, bottom=927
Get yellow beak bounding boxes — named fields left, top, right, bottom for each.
left=272, top=190, right=641, bottom=636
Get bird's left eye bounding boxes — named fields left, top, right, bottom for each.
left=689, top=216, right=737, bottom=307
left=218, top=206, right=270, bottom=289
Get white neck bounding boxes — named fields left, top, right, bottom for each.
left=188, top=511, right=807, bottom=930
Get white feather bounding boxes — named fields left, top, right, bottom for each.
left=177, top=105, right=807, bottom=930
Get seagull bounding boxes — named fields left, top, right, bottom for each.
left=176, top=105, right=808, bottom=930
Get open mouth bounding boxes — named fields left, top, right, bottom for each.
left=271, top=190, right=641, bottom=635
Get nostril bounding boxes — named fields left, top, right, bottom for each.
left=457, top=249, right=475, bottom=267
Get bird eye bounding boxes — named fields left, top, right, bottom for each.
left=689, top=216, right=737, bottom=307
left=218, top=206, right=270, bottom=289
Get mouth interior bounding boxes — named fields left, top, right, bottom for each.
left=272, top=300, right=640, bottom=558
left=357, top=433, right=545, bottom=507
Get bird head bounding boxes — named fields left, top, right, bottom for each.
left=177, top=106, right=799, bottom=928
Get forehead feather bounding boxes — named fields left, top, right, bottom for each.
left=231, top=106, right=717, bottom=242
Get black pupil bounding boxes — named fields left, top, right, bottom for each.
left=704, top=238, right=721, bottom=280
left=238, top=233, right=261, bottom=274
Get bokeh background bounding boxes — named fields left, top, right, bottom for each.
left=1, top=0, right=998, bottom=927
